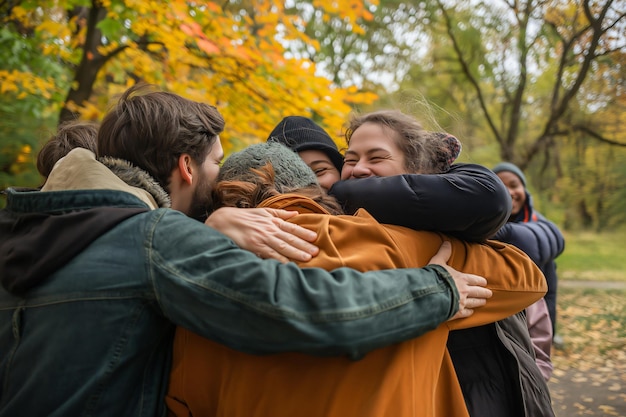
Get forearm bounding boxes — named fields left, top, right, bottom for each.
left=153, top=212, right=459, bottom=358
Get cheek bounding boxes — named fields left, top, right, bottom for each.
left=373, top=162, right=404, bottom=177
left=207, top=165, right=220, bottom=182
left=325, top=169, right=341, bottom=183
left=317, top=176, right=334, bottom=190
left=513, top=189, right=525, bottom=200
left=340, top=166, right=353, bottom=180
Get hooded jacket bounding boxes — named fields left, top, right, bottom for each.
left=166, top=194, right=546, bottom=417
left=494, top=191, right=565, bottom=330
left=493, top=191, right=565, bottom=383
left=0, top=149, right=467, bottom=417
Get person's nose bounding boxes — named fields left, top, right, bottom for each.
left=351, top=161, right=372, bottom=178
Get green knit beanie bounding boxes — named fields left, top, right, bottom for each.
left=218, top=142, right=319, bottom=192
left=493, top=162, right=527, bottom=187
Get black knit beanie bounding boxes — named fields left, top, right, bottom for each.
left=493, top=162, right=527, bottom=187
left=267, top=116, right=344, bottom=173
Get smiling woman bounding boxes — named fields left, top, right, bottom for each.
left=341, top=110, right=461, bottom=179
left=329, top=108, right=555, bottom=417
left=329, top=110, right=507, bottom=243
left=267, top=116, right=344, bottom=191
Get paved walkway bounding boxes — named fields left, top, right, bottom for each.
left=549, top=366, right=626, bottom=416
left=559, top=280, right=626, bottom=289
left=549, top=280, right=626, bottom=416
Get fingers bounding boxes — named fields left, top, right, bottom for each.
left=449, top=296, right=488, bottom=320
left=265, top=208, right=299, bottom=221
left=468, top=286, right=492, bottom=300
left=464, top=273, right=488, bottom=288
left=459, top=277, right=492, bottom=306
left=464, top=296, right=487, bottom=309
left=450, top=308, right=475, bottom=320
left=257, top=247, right=290, bottom=264
left=257, top=229, right=319, bottom=263
left=446, top=266, right=492, bottom=322
left=206, top=207, right=320, bottom=263
left=273, top=214, right=318, bottom=243
left=428, top=241, right=451, bottom=265
left=259, top=209, right=319, bottom=261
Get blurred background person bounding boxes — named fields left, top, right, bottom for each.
left=493, top=162, right=566, bottom=349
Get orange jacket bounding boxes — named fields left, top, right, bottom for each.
left=166, top=195, right=546, bottom=417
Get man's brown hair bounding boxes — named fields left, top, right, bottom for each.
left=97, top=84, right=225, bottom=192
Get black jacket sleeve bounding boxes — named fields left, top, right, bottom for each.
left=329, top=163, right=511, bottom=242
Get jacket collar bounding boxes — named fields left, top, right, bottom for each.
left=41, top=148, right=170, bottom=209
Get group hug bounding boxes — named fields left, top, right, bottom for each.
left=0, top=83, right=564, bottom=417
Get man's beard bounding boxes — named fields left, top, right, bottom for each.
left=188, top=174, right=216, bottom=223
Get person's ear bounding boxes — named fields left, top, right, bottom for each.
left=177, top=154, right=194, bottom=185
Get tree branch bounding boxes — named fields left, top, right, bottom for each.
left=435, top=0, right=503, bottom=147
left=573, top=125, right=626, bottom=147
left=526, top=0, right=610, bottom=162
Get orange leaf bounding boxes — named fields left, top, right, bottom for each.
left=197, top=39, right=219, bottom=55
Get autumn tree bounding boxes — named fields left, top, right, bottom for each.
left=0, top=3, right=70, bottom=191
left=385, top=0, right=626, bottom=230
left=0, top=0, right=379, bottom=182
left=286, top=0, right=417, bottom=91
left=421, top=0, right=626, bottom=167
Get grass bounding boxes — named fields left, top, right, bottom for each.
left=556, top=231, right=626, bottom=282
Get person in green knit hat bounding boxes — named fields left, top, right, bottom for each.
left=493, top=162, right=566, bottom=350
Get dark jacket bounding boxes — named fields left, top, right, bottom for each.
left=494, top=193, right=564, bottom=270
left=494, top=192, right=565, bottom=330
left=329, top=163, right=511, bottom=242
left=331, top=167, right=555, bottom=417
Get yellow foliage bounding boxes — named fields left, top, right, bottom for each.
left=8, top=6, right=29, bottom=24
left=0, top=70, right=57, bottom=98
left=37, top=20, right=72, bottom=43
left=6, top=0, right=379, bottom=155
left=0, top=72, right=19, bottom=94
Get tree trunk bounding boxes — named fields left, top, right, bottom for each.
left=58, top=5, right=107, bottom=124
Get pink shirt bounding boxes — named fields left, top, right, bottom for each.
left=526, top=298, right=553, bottom=381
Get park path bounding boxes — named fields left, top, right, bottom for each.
left=549, top=280, right=626, bottom=417
left=559, top=280, right=626, bottom=289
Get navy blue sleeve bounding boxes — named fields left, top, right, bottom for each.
left=329, top=163, right=511, bottom=242
left=493, top=214, right=564, bottom=267
left=534, top=212, right=565, bottom=258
